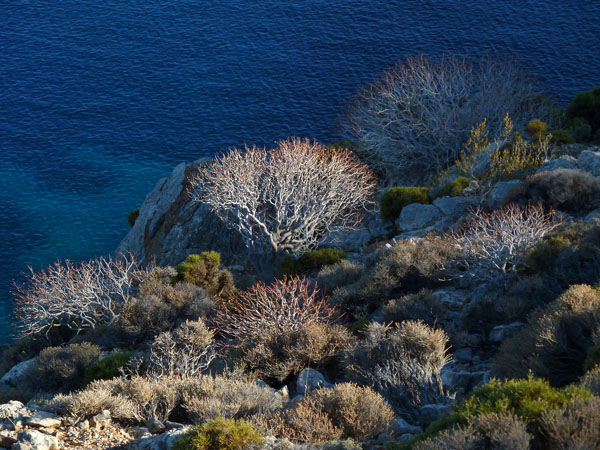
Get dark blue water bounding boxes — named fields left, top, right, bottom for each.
left=1, top=0, right=599, bottom=342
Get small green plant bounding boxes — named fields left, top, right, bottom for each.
left=432, top=177, right=472, bottom=199
left=174, top=252, right=236, bottom=303
left=524, top=235, right=569, bottom=274
left=549, top=129, right=575, bottom=144
left=524, top=119, right=548, bottom=139
left=565, top=117, right=593, bottom=142
left=279, top=248, right=346, bottom=276
left=585, top=342, right=600, bottom=373
left=128, top=208, right=140, bottom=227
left=380, top=186, right=431, bottom=222
left=173, top=417, right=264, bottom=450
left=83, top=351, right=133, bottom=386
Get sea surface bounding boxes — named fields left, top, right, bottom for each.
left=1, top=0, right=599, bottom=342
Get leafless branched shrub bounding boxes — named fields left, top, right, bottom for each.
left=343, top=321, right=451, bottom=416
left=414, top=412, right=531, bottom=450
left=148, top=319, right=216, bottom=378
left=213, top=276, right=342, bottom=342
left=191, top=137, right=377, bottom=278
left=346, top=54, right=555, bottom=185
left=448, top=203, right=563, bottom=286
left=13, top=253, right=151, bottom=337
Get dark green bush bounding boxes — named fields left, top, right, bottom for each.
left=565, top=117, right=592, bottom=142
left=83, top=351, right=133, bottom=386
left=524, top=119, right=547, bottom=139
left=503, top=168, right=600, bottom=213
left=432, top=177, right=472, bottom=199
left=172, top=417, right=264, bottom=450
left=279, top=248, right=346, bottom=276
left=567, top=86, right=600, bottom=135
left=524, top=235, right=569, bottom=274
left=585, top=342, right=600, bottom=373
left=380, top=187, right=431, bottom=222
left=494, top=284, right=600, bottom=386
left=127, top=208, right=140, bottom=227
left=549, top=128, right=575, bottom=144
left=174, top=252, right=237, bottom=304
left=28, top=342, right=102, bottom=392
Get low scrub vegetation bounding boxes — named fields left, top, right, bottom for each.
left=380, top=186, right=431, bottom=222
left=173, top=417, right=264, bottom=450
left=279, top=248, right=346, bottom=276
left=174, top=252, right=237, bottom=304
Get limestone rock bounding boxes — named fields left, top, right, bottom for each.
left=487, top=180, right=521, bottom=209
left=0, top=359, right=37, bottom=390
left=12, top=430, right=59, bottom=450
left=432, top=196, right=477, bottom=217
left=89, top=410, right=112, bottom=429
left=395, top=203, right=444, bottom=231
left=0, top=401, right=27, bottom=420
left=25, top=412, right=61, bottom=429
left=0, top=431, right=17, bottom=448
left=125, top=427, right=190, bottom=450
left=489, top=322, right=525, bottom=342
left=145, top=418, right=165, bottom=435
left=536, top=155, right=578, bottom=173
left=296, top=368, right=332, bottom=395
left=420, top=404, right=452, bottom=426
left=116, top=160, right=246, bottom=268
left=390, top=417, right=422, bottom=435
left=578, top=149, right=600, bottom=176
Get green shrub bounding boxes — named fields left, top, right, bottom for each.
left=128, top=208, right=140, bottom=227
left=83, top=351, right=133, bottom=386
left=174, top=252, right=236, bottom=304
left=29, top=342, right=102, bottom=392
left=524, top=119, right=547, bottom=139
left=432, top=177, right=472, bottom=199
left=549, top=128, right=575, bottom=144
left=173, top=417, right=264, bottom=450
left=565, top=117, right=593, bottom=142
left=494, top=285, right=600, bottom=386
left=567, top=86, right=600, bottom=135
left=524, top=235, right=569, bottom=274
left=585, top=342, right=600, bottom=373
left=279, top=248, right=346, bottom=277
left=380, top=187, right=431, bottom=222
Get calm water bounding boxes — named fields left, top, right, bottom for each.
left=1, top=0, right=599, bottom=342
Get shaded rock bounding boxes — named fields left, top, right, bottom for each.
left=13, top=430, right=58, bottom=450
left=453, top=348, right=473, bottom=362
left=164, top=422, right=185, bottom=431
left=433, top=196, right=478, bottom=217
left=0, top=359, right=36, bottom=390
left=578, top=149, right=600, bottom=176
left=25, top=412, right=61, bottom=429
left=296, top=369, right=332, bottom=395
left=488, top=180, right=521, bottom=209
left=129, top=426, right=151, bottom=439
left=536, top=155, right=578, bottom=173
left=489, top=322, right=525, bottom=342
left=89, top=410, right=111, bottom=429
left=0, top=402, right=27, bottom=420
left=276, top=386, right=289, bottom=401
left=390, top=417, right=422, bottom=435
left=126, top=427, right=190, bottom=450
left=319, top=228, right=371, bottom=252
left=116, top=160, right=246, bottom=268
left=420, top=404, right=452, bottom=426
left=396, top=204, right=444, bottom=231
left=145, top=418, right=165, bottom=435
left=585, top=208, right=600, bottom=223
left=0, top=431, right=17, bottom=448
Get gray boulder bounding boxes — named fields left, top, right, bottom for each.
left=578, top=149, right=600, bottom=176
left=125, top=428, right=190, bottom=450
left=487, top=180, right=521, bottom=209
left=0, top=359, right=37, bottom=390
left=390, top=417, right=422, bottom=435
left=420, top=404, right=452, bottom=426
left=296, top=368, right=332, bottom=395
left=489, top=322, right=525, bottom=342
left=0, top=401, right=27, bottom=420
left=12, top=430, right=59, bottom=450
left=396, top=203, right=444, bottom=231
left=536, top=155, right=578, bottom=173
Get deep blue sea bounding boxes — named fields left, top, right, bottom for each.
left=1, top=0, right=599, bottom=342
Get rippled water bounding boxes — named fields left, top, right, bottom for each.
left=1, top=0, right=599, bottom=342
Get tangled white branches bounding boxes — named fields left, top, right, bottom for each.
left=191, top=137, right=376, bottom=278
left=13, top=254, right=151, bottom=337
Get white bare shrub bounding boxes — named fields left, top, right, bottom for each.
left=346, top=54, right=556, bottom=185
left=148, top=319, right=216, bottom=377
left=13, top=253, right=151, bottom=337
left=191, top=137, right=377, bottom=278
left=448, top=203, right=564, bottom=285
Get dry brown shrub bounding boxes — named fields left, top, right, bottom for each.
left=238, top=321, right=355, bottom=382
left=383, top=289, right=446, bottom=326
left=539, top=396, right=600, bottom=449
left=344, top=321, right=451, bottom=415
left=414, top=412, right=531, bottom=450
left=582, top=366, right=600, bottom=395
left=308, top=383, right=393, bottom=439
left=331, top=238, right=456, bottom=315
left=179, top=375, right=284, bottom=424
left=251, top=399, right=343, bottom=443
left=494, top=284, right=600, bottom=386
left=315, top=260, right=366, bottom=295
